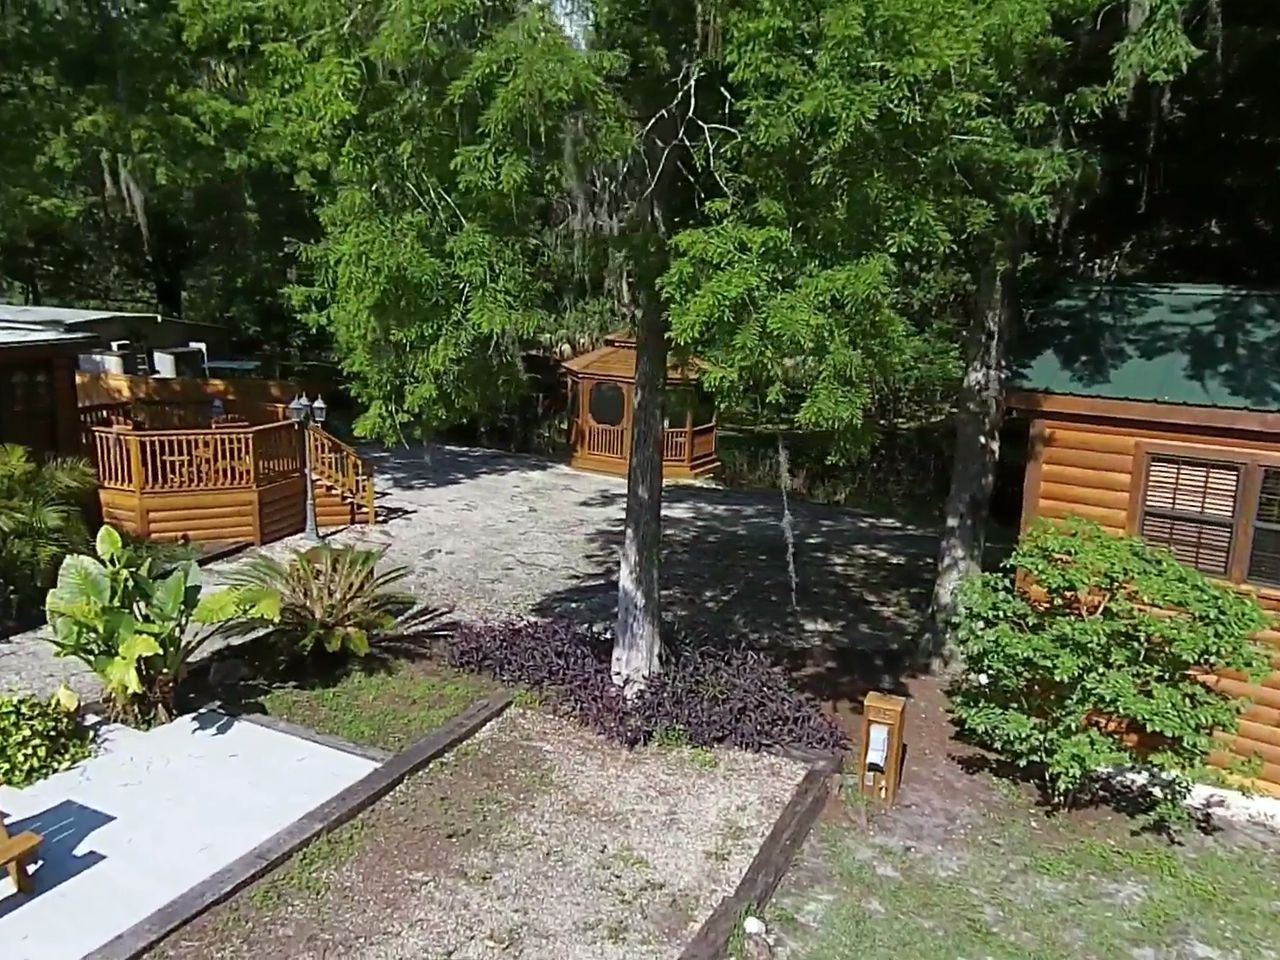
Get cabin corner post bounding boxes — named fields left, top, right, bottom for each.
left=1019, top=417, right=1047, bottom=534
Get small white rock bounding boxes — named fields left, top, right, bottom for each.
left=743, top=916, right=767, bottom=937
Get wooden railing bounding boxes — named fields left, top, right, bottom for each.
left=307, top=426, right=375, bottom=520
left=583, top=421, right=716, bottom=466
left=254, top=422, right=304, bottom=484
left=79, top=399, right=289, bottom=449
left=584, top=423, right=627, bottom=458
left=690, top=423, right=716, bottom=461
left=92, top=422, right=298, bottom=493
left=662, top=429, right=688, bottom=462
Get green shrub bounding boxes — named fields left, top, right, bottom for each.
left=953, top=517, right=1269, bottom=824
left=208, top=545, right=413, bottom=665
left=45, top=525, right=227, bottom=724
left=0, top=688, right=93, bottom=787
left=0, top=444, right=96, bottom=629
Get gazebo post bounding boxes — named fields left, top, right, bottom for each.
left=622, top=383, right=634, bottom=460
left=684, top=404, right=693, bottom=467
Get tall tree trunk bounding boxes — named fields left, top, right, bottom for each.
left=613, top=281, right=666, bottom=691
left=924, top=250, right=1017, bottom=664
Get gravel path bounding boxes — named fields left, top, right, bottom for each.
left=153, top=707, right=810, bottom=960
left=1, top=444, right=937, bottom=704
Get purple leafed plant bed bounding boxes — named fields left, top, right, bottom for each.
left=445, top=619, right=847, bottom=752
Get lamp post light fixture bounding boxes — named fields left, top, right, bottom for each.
left=289, top=393, right=325, bottom=541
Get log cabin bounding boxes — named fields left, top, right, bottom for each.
left=0, top=318, right=98, bottom=457
left=1008, top=282, right=1280, bottom=794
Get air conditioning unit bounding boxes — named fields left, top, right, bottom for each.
left=79, top=349, right=142, bottom=375
left=110, top=339, right=150, bottom=374
left=151, top=347, right=208, bottom=379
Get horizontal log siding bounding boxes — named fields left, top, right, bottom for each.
left=1025, top=413, right=1280, bottom=789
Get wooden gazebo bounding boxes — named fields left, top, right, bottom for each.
left=561, top=333, right=719, bottom=480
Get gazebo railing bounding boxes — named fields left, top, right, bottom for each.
left=581, top=421, right=717, bottom=467
left=662, top=429, right=687, bottom=461
left=583, top=423, right=627, bottom=459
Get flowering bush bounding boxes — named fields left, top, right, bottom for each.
left=953, top=518, right=1269, bottom=824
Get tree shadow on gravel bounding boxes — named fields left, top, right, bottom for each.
left=533, top=484, right=939, bottom=720
left=359, top=443, right=562, bottom=491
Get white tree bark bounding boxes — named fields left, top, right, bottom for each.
left=925, top=252, right=1017, bottom=664
left=613, top=284, right=666, bottom=691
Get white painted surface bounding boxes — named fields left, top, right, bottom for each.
left=1189, top=782, right=1280, bottom=832
left=0, top=710, right=378, bottom=960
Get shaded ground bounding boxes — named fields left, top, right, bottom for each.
left=151, top=707, right=808, bottom=960
left=347, top=445, right=938, bottom=722
left=765, top=675, right=1280, bottom=960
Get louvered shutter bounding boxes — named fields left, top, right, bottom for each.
left=1139, top=456, right=1240, bottom=576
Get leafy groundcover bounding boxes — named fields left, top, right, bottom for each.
left=446, top=618, right=846, bottom=752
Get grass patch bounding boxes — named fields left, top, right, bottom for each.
left=261, top=660, right=493, bottom=751
left=512, top=687, right=547, bottom=709
left=775, top=806, right=1280, bottom=960
left=248, top=820, right=370, bottom=913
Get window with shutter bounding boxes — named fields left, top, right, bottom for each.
left=1248, top=467, right=1280, bottom=587
left=1139, top=455, right=1241, bottom=576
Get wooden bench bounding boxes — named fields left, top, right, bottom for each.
left=0, top=817, right=41, bottom=895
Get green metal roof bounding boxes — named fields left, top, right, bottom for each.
left=1009, top=283, right=1280, bottom=412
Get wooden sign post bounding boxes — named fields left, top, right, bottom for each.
left=858, top=692, right=907, bottom=804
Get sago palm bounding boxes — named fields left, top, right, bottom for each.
left=0, top=444, right=97, bottom=592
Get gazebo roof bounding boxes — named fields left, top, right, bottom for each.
left=560, top=332, right=700, bottom=384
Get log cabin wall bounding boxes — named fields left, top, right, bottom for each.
left=1014, top=392, right=1280, bottom=795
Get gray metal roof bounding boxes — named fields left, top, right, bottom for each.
left=0, top=304, right=162, bottom=327
left=0, top=318, right=98, bottom=349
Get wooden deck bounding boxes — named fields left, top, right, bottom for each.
left=87, top=420, right=374, bottom=546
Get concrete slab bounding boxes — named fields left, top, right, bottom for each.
left=0, top=710, right=379, bottom=960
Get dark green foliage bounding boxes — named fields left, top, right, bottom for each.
left=0, top=444, right=96, bottom=631
left=0, top=693, right=93, bottom=788
left=212, top=546, right=414, bottom=664
left=953, top=518, right=1269, bottom=823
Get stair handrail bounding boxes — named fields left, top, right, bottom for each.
left=306, top=425, right=375, bottom=522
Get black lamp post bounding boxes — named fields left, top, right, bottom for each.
left=289, top=393, right=328, bottom=540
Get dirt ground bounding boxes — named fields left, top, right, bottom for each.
left=150, top=707, right=809, bottom=960
left=766, top=674, right=1280, bottom=960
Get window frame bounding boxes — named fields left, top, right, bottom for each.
left=1129, top=439, right=1280, bottom=592
left=1247, top=465, right=1280, bottom=588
